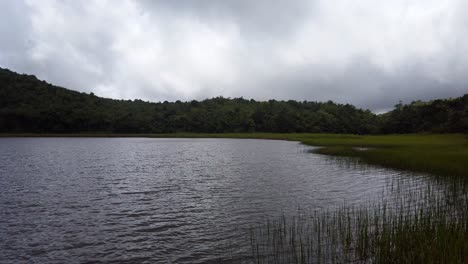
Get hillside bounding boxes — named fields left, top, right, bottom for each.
left=0, top=67, right=466, bottom=134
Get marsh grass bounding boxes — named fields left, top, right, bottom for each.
left=299, top=134, right=468, bottom=178
left=246, top=177, right=468, bottom=264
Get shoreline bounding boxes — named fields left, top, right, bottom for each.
left=1, top=133, right=467, bottom=178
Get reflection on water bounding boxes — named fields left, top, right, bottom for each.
left=0, top=138, right=462, bottom=263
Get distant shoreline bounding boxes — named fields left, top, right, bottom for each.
left=0, top=133, right=295, bottom=139
left=2, top=133, right=466, bottom=178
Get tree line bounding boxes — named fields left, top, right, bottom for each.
left=0, top=67, right=467, bottom=134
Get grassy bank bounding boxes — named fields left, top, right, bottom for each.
left=298, top=134, right=468, bottom=178
left=2, top=133, right=467, bottom=177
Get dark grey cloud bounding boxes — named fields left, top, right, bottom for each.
left=140, top=0, right=313, bottom=37
left=1, top=0, right=467, bottom=112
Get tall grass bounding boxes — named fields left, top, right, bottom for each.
left=247, top=177, right=468, bottom=263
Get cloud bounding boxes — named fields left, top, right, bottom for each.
left=0, top=0, right=467, bottom=111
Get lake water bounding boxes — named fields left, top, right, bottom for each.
left=0, top=138, right=442, bottom=263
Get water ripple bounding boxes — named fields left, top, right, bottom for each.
left=0, top=138, right=441, bottom=263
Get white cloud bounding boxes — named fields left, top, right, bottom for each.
left=0, top=0, right=467, bottom=110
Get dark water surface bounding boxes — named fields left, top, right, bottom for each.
left=0, top=138, right=437, bottom=263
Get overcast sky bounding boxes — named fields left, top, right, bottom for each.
left=1, top=0, right=468, bottom=111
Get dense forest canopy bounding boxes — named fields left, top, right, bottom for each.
left=0, top=67, right=467, bottom=134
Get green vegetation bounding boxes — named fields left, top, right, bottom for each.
left=248, top=177, right=468, bottom=263
left=300, top=134, right=468, bottom=178
left=1, top=67, right=467, bottom=134
left=0, top=68, right=376, bottom=134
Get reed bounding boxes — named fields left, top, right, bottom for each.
left=246, top=177, right=468, bottom=263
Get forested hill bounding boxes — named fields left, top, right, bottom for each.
left=0, top=67, right=467, bottom=134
